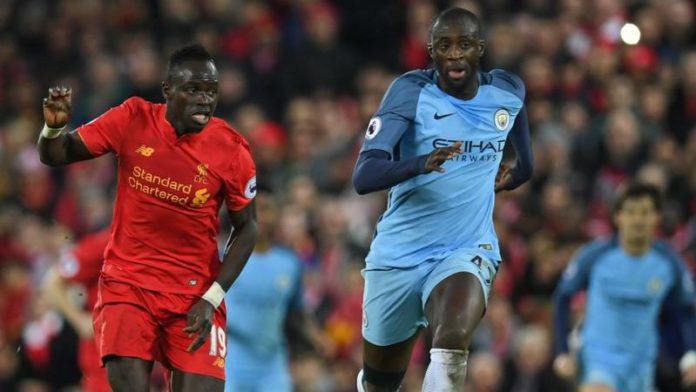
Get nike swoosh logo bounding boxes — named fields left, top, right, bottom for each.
left=433, top=112, right=455, bottom=120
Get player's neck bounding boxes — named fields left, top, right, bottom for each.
left=440, top=78, right=479, bottom=101
left=620, top=236, right=652, bottom=256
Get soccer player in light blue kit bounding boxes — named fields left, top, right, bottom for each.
left=224, top=190, right=318, bottom=392
left=352, top=8, right=533, bottom=391
left=553, top=184, right=696, bottom=392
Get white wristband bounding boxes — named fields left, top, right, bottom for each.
left=201, top=281, right=225, bottom=308
left=41, top=123, right=65, bottom=139
left=680, top=350, right=696, bottom=372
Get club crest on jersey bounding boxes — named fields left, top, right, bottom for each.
left=494, top=109, right=510, bottom=131
left=365, top=117, right=382, bottom=140
left=195, top=163, right=209, bottom=184
left=648, top=278, right=662, bottom=294
left=244, top=176, right=257, bottom=199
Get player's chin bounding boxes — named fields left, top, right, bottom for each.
left=443, top=74, right=469, bottom=88
left=185, top=119, right=208, bottom=133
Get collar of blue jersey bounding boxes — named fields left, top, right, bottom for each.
left=432, top=70, right=484, bottom=104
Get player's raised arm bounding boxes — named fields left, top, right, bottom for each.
left=37, top=86, right=93, bottom=166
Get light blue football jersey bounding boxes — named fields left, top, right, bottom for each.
left=224, top=246, right=303, bottom=386
left=361, top=69, right=525, bottom=267
left=557, top=239, right=696, bottom=370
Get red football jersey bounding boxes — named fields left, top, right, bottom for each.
left=77, top=97, right=256, bottom=294
left=58, top=229, right=111, bottom=311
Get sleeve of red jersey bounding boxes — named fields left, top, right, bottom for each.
left=76, top=97, right=138, bottom=157
left=223, top=140, right=257, bottom=211
left=57, top=230, right=111, bottom=285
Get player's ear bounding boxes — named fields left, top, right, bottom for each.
left=427, top=43, right=434, bottom=59
left=478, top=40, right=486, bottom=57
left=162, top=82, right=171, bottom=101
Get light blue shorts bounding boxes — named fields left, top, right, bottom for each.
left=361, top=249, right=498, bottom=346
left=581, top=354, right=654, bottom=392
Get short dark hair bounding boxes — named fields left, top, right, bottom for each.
left=430, top=7, right=481, bottom=42
left=166, top=43, right=213, bottom=77
left=615, top=183, right=662, bottom=212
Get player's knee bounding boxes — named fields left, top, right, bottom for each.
left=361, top=364, right=406, bottom=392
left=431, top=325, right=475, bottom=350
left=105, top=356, right=149, bottom=392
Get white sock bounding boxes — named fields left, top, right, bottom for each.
left=421, top=349, right=469, bottom=392
left=357, top=369, right=366, bottom=392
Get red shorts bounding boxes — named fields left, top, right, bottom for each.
left=79, top=339, right=110, bottom=392
left=93, top=277, right=227, bottom=380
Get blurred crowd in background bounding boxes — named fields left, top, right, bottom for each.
left=1, top=0, right=696, bottom=391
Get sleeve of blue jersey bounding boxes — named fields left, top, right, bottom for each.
left=360, top=72, right=425, bottom=155
left=288, top=254, right=305, bottom=311
left=655, top=241, right=696, bottom=305
left=656, top=240, right=696, bottom=353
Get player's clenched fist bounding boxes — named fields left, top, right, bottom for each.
left=43, top=86, right=72, bottom=128
left=425, top=141, right=462, bottom=173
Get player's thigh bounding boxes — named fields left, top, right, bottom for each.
left=170, top=370, right=224, bottom=392
left=362, top=266, right=427, bottom=348
left=160, top=302, right=227, bottom=382
left=423, top=251, right=495, bottom=348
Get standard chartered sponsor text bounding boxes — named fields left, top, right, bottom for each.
left=128, top=166, right=192, bottom=205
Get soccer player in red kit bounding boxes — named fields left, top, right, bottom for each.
left=37, top=44, right=258, bottom=392
left=44, top=229, right=111, bottom=392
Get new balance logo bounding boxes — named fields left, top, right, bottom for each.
left=135, top=145, right=154, bottom=157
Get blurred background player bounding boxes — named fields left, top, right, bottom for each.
left=224, top=188, right=330, bottom=392
left=42, top=228, right=111, bottom=392
left=352, top=7, right=532, bottom=391
left=36, top=44, right=258, bottom=392
left=553, top=183, right=696, bottom=392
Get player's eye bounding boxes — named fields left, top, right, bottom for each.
left=438, top=43, right=449, bottom=51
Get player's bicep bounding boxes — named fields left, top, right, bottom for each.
left=64, top=131, right=94, bottom=163
left=360, top=113, right=410, bottom=156
left=227, top=199, right=257, bottom=231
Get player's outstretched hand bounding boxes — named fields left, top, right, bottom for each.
left=43, top=86, right=72, bottom=128
left=553, top=354, right=577, bottom=380
left=184, top=299, right=215, bottom=352
left=425, top=141, right=462, bottom=173
left=494, top=163, right=513, bottom=193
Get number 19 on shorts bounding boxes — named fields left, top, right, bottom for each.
left=209, top=325, right=227, bottom=358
